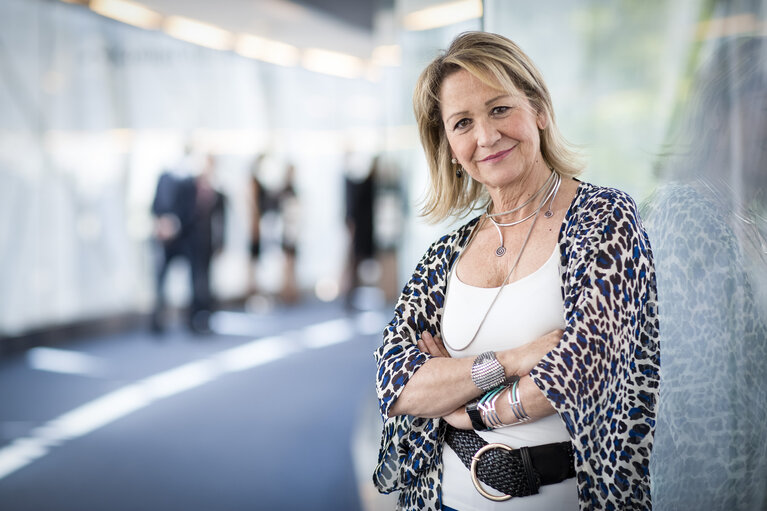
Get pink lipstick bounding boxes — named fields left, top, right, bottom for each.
left=480, top=147, right=514, bottom=163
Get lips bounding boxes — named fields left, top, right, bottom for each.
left=480, top=146, right=514, bottom=163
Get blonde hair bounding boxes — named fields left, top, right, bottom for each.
left=414, top=31, right=583, bottom=222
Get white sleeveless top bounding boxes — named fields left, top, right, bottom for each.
left=440, top=248, right=578, bottom=510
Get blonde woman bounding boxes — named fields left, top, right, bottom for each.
left=374, top=32, right=659, bottom=510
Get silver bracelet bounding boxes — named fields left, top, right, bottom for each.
left=478, top=385, right=508, bottom=429
left=471, top=351, right=506, bottom=392
left=507, top=379, right=531, bottom=425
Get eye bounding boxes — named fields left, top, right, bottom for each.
left=491, top=106, right=510, bottom=116
left=453, top=118, right=471, bottom=131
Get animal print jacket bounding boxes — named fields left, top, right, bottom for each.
left=374, top=182, right=660, bottom=510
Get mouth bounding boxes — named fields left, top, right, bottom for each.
left=479, top=146, right=515, bottom=163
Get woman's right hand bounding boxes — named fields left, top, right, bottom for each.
left=504, top=329, right=563, bottom=376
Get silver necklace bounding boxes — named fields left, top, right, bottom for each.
left=441, top=188, right=548, bottom=352
left=486, top=171, right=555, bottom=219
left=543, top=172, right=562, bottom=218
left=488, top=172, right=561, bottom=256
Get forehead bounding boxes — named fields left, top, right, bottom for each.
left=439, top=69, right=524, bottom=113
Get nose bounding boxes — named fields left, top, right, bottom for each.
left=476, top=119, right=501, bottom=147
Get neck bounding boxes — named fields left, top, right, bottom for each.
left=487, top=163, right=552, bottom=223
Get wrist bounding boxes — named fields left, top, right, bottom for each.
left=466, top=399, right=489, bottom=431
left=496, top=349, right=519, bottom=378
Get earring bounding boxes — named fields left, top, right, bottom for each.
left=451, top=158, right=463, bottom=178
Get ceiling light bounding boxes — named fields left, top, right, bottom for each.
left=371, top=45, right=401, bottom=67
left=301, top=48, right=364, bottom=79
left=403, top=0, right=483, bottom=31
left=235, top=34, right=300, bottom=67
left=89, top=0, right=162, bottom=30
left=163, top=15, right=233, bottom=51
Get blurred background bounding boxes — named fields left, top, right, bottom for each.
left=0, top=0, right=764, bottom=510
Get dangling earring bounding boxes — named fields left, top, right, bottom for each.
left=451, top=158, right=463, bottom=178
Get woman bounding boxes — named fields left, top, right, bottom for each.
left=374, top=32, right=659, bottom=510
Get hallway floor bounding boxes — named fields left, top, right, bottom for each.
left=0, top=300, right=397, bottom=510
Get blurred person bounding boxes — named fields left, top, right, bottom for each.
left=374, top=158, right=406, bottom=304
left=374, top=32, right=659, bottom=510
left=248, top=153, right=268, bottom=297
left=150, top=152, right=225, bottom=334
left=277, top=162, right=299, bottom=304
left=644, top=34, right=767, bottom=511
left=150, top=164, right=197, bottom=333
left=188, top=154, right=226, bottom=332
left=344, top=153, right=377, bottom=309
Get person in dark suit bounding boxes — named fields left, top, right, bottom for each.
left=188, top=155, right=226, bottom=332
left=150, top=154, right=225, bottom=334
left=151, top=169, right=196, bottom=333
left=343, top=154, right=377, bottom=309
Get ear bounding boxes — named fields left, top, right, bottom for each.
left=536, top=112, right=548, bottom=130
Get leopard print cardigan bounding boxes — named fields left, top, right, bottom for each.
left=374, top=182, right=660, bottom=510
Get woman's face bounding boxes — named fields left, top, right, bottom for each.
left=439, top=69, right=545, bottom=191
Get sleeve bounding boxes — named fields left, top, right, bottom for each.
left=373, top=234, right=453, bottom=494
left=374, top=237, right=453, bottom=418
left=151, top=172, right=173, bottom=216
left=530, top=190, right=659, bottom=508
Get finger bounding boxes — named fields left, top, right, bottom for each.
left=420, top=331, right=440, bottom=357
left=418, top=333, right=435, bottom=355
left=423, top=332, right=448, bottom=358
left=431, top=334, right=451, bottom=357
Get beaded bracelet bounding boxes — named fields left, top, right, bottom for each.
left=507, top=379, right=531, bottom=425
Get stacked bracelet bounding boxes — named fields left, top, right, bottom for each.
left=507, top=379, right=531, bottom=425
left=471, top=351, right=506, bottom=392
left=478, top=385, right=507, bottom=429
left=465, top=376, right=530, bottom=431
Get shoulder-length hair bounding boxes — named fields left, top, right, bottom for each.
left=414, top=31, right=583, bottom=222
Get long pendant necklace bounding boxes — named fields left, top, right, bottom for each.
left=488, top=172, right=561, bottom=257
left=441, top=184, right=549, bottom=352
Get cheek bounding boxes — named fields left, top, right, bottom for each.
left=448, top=136, right=472, bottom=160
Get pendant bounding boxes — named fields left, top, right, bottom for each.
left=544, top=210, right=553, bottom=218
left=495, top=246, right=506, bottom=257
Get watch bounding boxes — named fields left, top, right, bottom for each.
left=465, top=399, right=488, bottom=431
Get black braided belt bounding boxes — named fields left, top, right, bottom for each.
left=444, top=425, right=576, bottom=501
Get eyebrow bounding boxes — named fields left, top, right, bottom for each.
left=444, top=94, right=512, bottom=125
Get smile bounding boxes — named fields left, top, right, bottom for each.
left=479, top=147, right=514, bottom=163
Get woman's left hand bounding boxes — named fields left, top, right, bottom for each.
left=417, top=331, right=451, bottom=358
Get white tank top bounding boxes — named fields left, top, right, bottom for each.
left=440, top=248, right=578, bottom=510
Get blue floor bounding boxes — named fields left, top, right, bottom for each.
left=0, top=300, right=387, bottom=511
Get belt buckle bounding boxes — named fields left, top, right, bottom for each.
left=470, top=443, right=514, bottom=502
